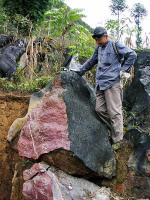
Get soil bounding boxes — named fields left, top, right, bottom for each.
left=0, top=92, right=30, bottom=200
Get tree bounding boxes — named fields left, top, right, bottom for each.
left=131, top=3, right=147, bottom=48
left=105, top=17, right=136, bottom=45
left=110, top=0, right=128, bottom=39
left=1, top=0, right=66, bottom=35
left=43, top=5, right=85, bottom=40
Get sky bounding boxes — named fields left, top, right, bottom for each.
left=64, top=0, right=150, bottom=45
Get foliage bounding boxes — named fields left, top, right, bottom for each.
left=0, top=0, right=6, bottom=7
left=12, top=14, right=33, bottom=36
left=105, top=17, right=137, bottom=44
left=49, top=0, right=64, bottom=9
left=0, top=7, right=10, bottom=33
left=77, top=20, right=93, bottom=33
left=131, top=3, right=147, bottom=21
left=69, top=31, right=95, bottom=59
left=0, top=67, right=54, bottom=94
left=69, top=29, right=96, bottom=86
left=131, top=3, right=147, bottom=48
left=105, top=19, right=119, bottom=38
left=1, top=0, right=67, bottom=35
left=109, top=0, right=128, bottom=39
left=3, top=0, right=50, bottom=24
left=110, top=0, right=128, bottom=15
left=43, top=5, right=85, bottom=40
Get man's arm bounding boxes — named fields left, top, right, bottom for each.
left=116, top=41, right=137, bottom=72
left=79, top=46, right=99, bottom=75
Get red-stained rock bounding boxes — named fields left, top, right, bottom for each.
left=23, top=162, right=116, bottom=200
left=23, top=173, right=53, bottom=200
left=18, top=88, right=70, bottom=160
left=13, top=72, right=116, bottom=179
left=23, top=162, right=49, bottom=181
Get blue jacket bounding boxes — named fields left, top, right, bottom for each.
left=80, top=38, right=137, bottom=90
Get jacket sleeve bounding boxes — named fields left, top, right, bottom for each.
left=116, top=41, right=137, bottom=72
left=79, top=46, right=98, bottom=75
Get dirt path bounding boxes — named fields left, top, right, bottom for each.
left=0, top=93, right=29, bottom=200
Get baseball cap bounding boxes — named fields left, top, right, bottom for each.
left=92, top=27, right=107, bottom=39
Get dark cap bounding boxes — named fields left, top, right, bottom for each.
left=92, top=26, right=107, bottom=39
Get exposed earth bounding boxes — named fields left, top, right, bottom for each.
left=0, top=92, right=30, bottom=200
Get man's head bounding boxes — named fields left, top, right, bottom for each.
left=92, top=26, right=108, bottom=47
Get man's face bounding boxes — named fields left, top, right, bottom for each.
left=94, top=35, right=108, bottom=47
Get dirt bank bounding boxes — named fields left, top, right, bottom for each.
left=0, top=93, right=29, bottom=200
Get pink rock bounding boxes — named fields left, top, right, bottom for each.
left=23, top=162, right=49, bottom=181
left=18, top=88, right=70, bottom=160
left=23, top=162, right=114, bottom=200
left=23, top=173, right=53, bottom=200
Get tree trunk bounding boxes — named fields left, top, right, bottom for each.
left=117, top=10, right=120, bottom=40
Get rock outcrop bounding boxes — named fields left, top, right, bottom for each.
left=122, top=49, right=150, bottom=199
left=8, top=71, right=116, bottom=178
left=124, top=49, right=150, bottom=132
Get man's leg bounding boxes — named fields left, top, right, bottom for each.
left=105, top=81, right=123, bottom=143
left=95, top=89, right=112, bottom=130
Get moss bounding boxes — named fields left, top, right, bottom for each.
left=102, top=141, right=134, bottom=198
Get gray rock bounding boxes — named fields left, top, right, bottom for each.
left=0, top=38, right=27, bottom=80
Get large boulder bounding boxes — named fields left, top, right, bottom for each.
left=23, top=162, right=118, bottom=200
left=8, top=71, right=116, bottom=178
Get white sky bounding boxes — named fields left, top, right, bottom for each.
left=64, top=0, right=150, bottom=44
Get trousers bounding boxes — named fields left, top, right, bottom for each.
left=95, top=81, right=123, bottom=143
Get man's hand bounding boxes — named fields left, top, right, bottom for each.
left=70, top=68, right=84, bottom=76
left=120, top=71, right=131, bottom=80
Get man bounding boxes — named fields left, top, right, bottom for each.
left=75, top=26, right=137, bottom=146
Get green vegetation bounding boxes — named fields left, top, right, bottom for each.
left=110, top=0, right=128, bottom=39
left=43, top=5, right=85, bottom=40
left=0, top=68, right=54, bottom=94
left=0, top=0, right=149, bottom=93
left=3, top=0, right=50, bottom=24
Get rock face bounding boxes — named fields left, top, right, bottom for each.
left=126, top=129, right=150, bottom=175
left=0, top=38, right=27, bottom=80
left=124, top=49, right=150, bottom=132
left=23, top=162, right=116, bottom=200
left=123, top=50, right=150, bottom=199
left=9, top=71, right=116, bottom=178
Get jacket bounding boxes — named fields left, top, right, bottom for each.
left=79, top=38, right=137, bottom=90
